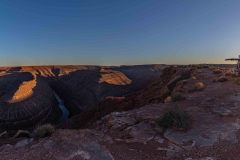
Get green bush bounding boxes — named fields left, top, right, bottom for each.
left=157, top=109, right=192, bottom=131
left=32, top=124, right=55, bottom=138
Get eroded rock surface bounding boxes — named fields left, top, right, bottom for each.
left=0, top=130, right=114, bottom=160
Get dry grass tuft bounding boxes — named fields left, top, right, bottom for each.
left=32, top=124, right=55, bottom=138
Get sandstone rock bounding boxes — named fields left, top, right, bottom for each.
left=0, top=130, right=114, bottom=160
left=194, top=82, right=205, bottom=91
left=164, top=96, right=172, bottom=103
left=99, top=69, right=132, bottom=85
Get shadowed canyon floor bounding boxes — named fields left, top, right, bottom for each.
left=0, top=65, right=240, bottom=159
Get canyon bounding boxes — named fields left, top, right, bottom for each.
left=0, top=65, right=164, bottom=130
left=1, top=64, right=240, bottom=159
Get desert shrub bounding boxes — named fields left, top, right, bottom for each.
left=194, top=82, right=205, bottom=91
left=32, top=124, right=55, bottom=138
left=171, top=92, right=185, bottom=102
left=156, top=109, right=192, bottom=131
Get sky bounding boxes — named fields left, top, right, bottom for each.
left=1, top=0, right=240, bottom=66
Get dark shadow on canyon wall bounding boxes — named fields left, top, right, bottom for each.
left=50, top=68, right=134, bottom=116
left=48, top=65, right=165, bottom=129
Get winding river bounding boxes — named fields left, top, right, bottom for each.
left=54, top=92, right=70, bottom=123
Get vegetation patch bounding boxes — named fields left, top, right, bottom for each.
left=156, top=108, right=192, bottom=131
left=32, top=124, right=55, bottom=139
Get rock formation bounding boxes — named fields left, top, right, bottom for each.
left=0, top=72, right=61, bottom=130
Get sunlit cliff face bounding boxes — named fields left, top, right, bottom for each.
left=8, top=78, right=36, bottom=104
left=99, top=68, right=132, bottom=86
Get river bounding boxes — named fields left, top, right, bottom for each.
left=54, top=92, right=70, bottom=123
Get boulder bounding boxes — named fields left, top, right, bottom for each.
left=194, top=82, right=205, bottom=91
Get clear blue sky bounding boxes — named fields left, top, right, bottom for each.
left=0, top=0, right=240, bottom=66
